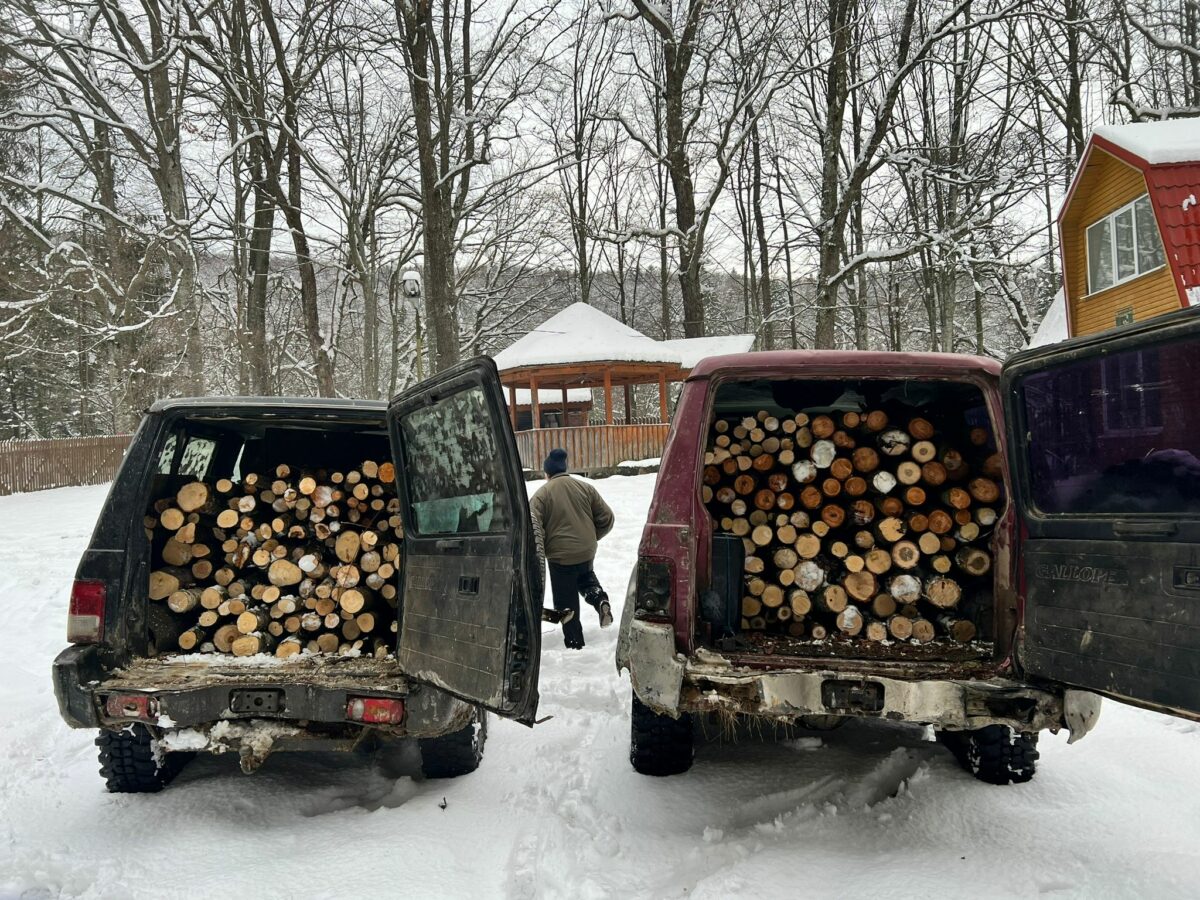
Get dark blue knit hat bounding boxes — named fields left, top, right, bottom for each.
left=544, top=448, right=568, bottom=475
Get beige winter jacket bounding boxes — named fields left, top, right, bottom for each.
left=530, top=473, right=615, bottom=565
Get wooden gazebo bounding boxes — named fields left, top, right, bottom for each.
left=493, top=304, right=753, bottom=471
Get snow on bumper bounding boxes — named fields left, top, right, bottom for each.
left=620, top=620, right=1101, bottom=740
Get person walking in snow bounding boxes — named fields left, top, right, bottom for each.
left=531, top=448, right=615, bottom=649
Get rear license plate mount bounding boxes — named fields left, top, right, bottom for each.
left=821, top=679, right=884, bottom=714
left=229, top=689, right=285, bottom=714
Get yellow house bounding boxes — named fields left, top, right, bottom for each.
left=1058, top=121, right=1200, bottom=337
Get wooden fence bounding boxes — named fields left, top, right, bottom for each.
left=514, top=423, right=670, bottom=473
left=0, top=434, right=132, bottom=496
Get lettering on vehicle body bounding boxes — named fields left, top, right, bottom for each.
left=1033, top=562, right=1129, bottom=586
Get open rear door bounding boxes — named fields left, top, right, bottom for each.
left=387, top=357, right=541, bottom=724
left=1002, top=307, right=1200, bottom=721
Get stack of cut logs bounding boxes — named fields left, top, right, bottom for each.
left=146, top=460, right=401, bottom=659
left=703, top=410, right=1000, bottom=647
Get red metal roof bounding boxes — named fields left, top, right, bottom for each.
left=1144, top=165, right=1200, bottom=298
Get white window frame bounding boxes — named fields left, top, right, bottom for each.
left=1085, top=194, right=1166, bottom=296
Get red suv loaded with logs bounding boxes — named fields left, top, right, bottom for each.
left=618, top=308, right=1200, bottom=784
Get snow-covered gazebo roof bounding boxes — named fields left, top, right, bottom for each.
left=493, top=302, right=754, bottom=425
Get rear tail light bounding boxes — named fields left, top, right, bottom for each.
left=346, top=697, right=405, bottom=724
left=68, top=579, right=106, bottom=643
left=635, top=558, right=673, bottom=621
left=104, top=693, right=157, bottom=722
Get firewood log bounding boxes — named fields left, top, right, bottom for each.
left=742, top=596, right=762, bottom=618
left=956, top=546, right=991, bottom=576
left=178, top=625, right=207, bottom=651
left=842, top=571, right=877, bottom=602
left=795, top=560, right=825, bottom=592
left=887, top=615, right=913, bottom=640
left=968, top=478, right=1000, bottom=504
left=751, top=524, right=774, bottom=546
left=910, top=440, right=936, bottom=463
left=889, top=573, right=922, bottom=604
left=875, top=516, right=906, bottom=543
left=761, top=584, right=785, bottom=609
left=774, top=547, right=800, bottom=570
left=864, top=548, right=893, bottom=575
left=937, top=614, right=977, bottom=643
left=268, top=558, right=303, bottom=587
left=872, top=470, right=898, bottom=494
left=166, top=587, right=203, bottom=614
left=796, top=533, right=822, bottom=559
left=836, top=605, right=863, bottom=635
left=896, top=461, right=922, bottom=485
left=891, top=541, right=920, bottom=570
left=927, top=510, right=953, bottom=534
left=871, top=593, right=897, bottom=619
left=810, top=440, right=837, bottom=468
left=907, top=418, right=935, bottom=440
left=815, top=584, right=848, bottom=614
left=232, top=632, right=277, bottom=657
left=159, top=507, right=185, bottom=531
left=878, top=429, right=911, bottom=456
left=924, top=576, right=962, bottom=609
left=149, top=567, right=192, bottom=601
left=910, top=618, right=936, bottom=643
left=917, top=532, right=942, bottom=555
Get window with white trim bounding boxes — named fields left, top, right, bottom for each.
left=1086, top=194, right=1166, bottom=294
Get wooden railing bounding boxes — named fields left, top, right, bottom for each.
left=0, top=434, right=132, bottom=496
left=514, top=423, right=670, bottom=472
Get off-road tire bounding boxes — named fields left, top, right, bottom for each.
left=940, top=725, right=1039, bottom=785
left=419, top=708, right=487, bottom=779
left=630, top=695, right=694, bottom=776
left=96, top=725, right=192, bottom=793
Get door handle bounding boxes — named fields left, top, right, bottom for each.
left=435, top=538, right=465, bottom=552
left=1112, top=521, right=1177, bottom=537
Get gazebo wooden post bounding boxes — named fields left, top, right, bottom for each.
left=507, top=384, right=518, bottom=428
left=561, top=386, right=569, bottom=427
left=624, top=385, right=632, bottom=425
left=530, top=375, right=540, bottom=429
left=658, top=373, right=668, bottom=422
left=603, top=368, right=613, bottom=425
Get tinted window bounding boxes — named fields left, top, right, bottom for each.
left=400, top=386, right=509, bottom=535
left=1020, top=338, right=1200, bottom=515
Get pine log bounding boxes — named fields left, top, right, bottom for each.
left=887, top=615, right=913, bottom=640
left=237, top=607, right=271, bottom=634
left=789, top=589, right=812, bottom=616
left=911, top=440, right=937, bottom=463
left=815, top=584, right=848, bottom=614
left=921, top=462, right=947, bottom=486
left=908, top=418, right=935, bottom=440
left=917, top=532, right=942, bottom=555
left=924, top=576, right=963, bottom=609
left=232, top=632, right=277, bottom=657
left=167, top=587, right=203, bottom=614
left=268, top=558, right=304, bottom=587
left=956, top=546, right=992, bottom=576
left=161, top=538, right=193, bottom=567
left=938, top=614, right=977, bottom=643
left=820, top=505, right=845, bottom=528
left=811, top=415, right=835, bottom=438
left=744, top=555, right=766, bottom=574
left=810, top=623, right=829, bottom=640
left=149, top=567, right=191, bottom=601
left=943, top=487, right=972, bottom=510
left=864, top=620, right=888, bottom=642
left=891, top=541, right=920, bottom=570
left=795, top=533, right=821, bottom=559
left=773, top=547, right=799, bottom=570
left=751, top=524, right=774, bottom=547
left=876, top=516, right=906, bottom=543
left=896, top=461, right=922, bottom=485
left=910, top=618, right=936, bottom=644
left=761, top=584, right=785, bottom=609
left=974, top=507, right=998, bottom=527
left=907, top=512, right=929, bottom=533
left=852, top=446, right=880, bottom=473
left=931, top=554, right=952, bottom=574
left=829, top=458, right=854, bottom=481
left=178, top=625, right=207, bottom=651
left=927, top=510, right=953, bottom=534
left=871, top=593, right=897, bottom=619
left=842, top=571, right=877, bottom=602
left=844, top=476, right=867, bottom=497
left=968, top=478, right=1000, bottom=504
left=213, top=623, right=241, bottom=653
left=864, top=548, right=893, bottom=575
left=159, top=508, right=185, bottom=531
left=742, top=596, right=763, bottom=618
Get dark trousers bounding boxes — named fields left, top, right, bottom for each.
left=548, top=560, right=607, bottom=648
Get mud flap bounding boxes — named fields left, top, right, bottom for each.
left=1064, top=690, right=1102, bottom=744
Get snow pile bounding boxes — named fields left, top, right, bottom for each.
left=507, top=388, right=592, bottom=405
left=1028, top=288, right=1070, bottom=348
left=1094, top=119, right=1200, bottom=166
left=1, top=478, right=1199, bottom=898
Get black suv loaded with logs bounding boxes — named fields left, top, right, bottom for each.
left=53, top=359, right=543, bottom=791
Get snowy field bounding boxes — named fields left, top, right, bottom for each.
left=1, top=475, right=1198, bottom=899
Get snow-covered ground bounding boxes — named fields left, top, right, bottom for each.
left=2, top=477, right=1198, bottom=899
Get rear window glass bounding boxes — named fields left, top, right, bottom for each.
left=399, top=386, right=509, bottom=535
left=1020, top=338, right=1200, bottom=515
